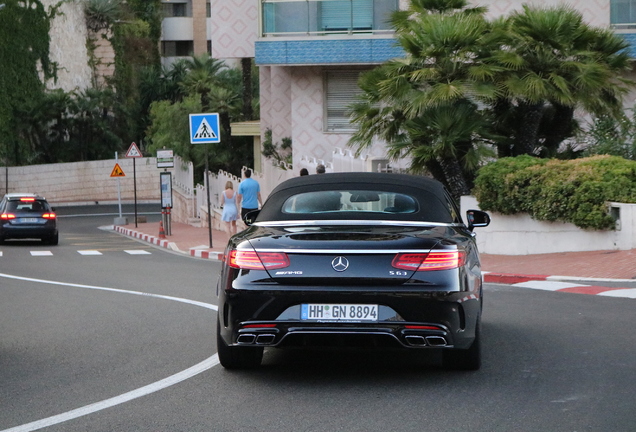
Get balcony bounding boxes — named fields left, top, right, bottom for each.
left=261, top=0, right=398, bottom=37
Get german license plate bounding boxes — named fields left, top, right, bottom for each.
left=301, top=304, right=378, bottom=321
left=20, top=218, right=38, bottom=223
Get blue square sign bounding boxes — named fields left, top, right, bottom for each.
left=189, top=113, right=221, bottom=144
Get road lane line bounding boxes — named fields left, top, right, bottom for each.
left=0, top=272, right=219, bottom=432
left=1, top=355, right=220, bottom=432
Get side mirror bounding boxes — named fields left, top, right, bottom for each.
left=243, top=209, right=260, bottom=226
left=466, top=210, right=490, bottom=230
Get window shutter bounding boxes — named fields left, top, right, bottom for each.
left=321, top=0, right=373, bottom=31
left=326, top=71, right=362, bottom=131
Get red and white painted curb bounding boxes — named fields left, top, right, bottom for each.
left=114, top=225, right=223, bottom=260
left=484, top=272, right=636, bottom=298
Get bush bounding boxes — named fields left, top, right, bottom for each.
left=473, top=155, right=636, bottom=230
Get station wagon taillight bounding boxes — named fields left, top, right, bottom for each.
left=392, top=251, right=466, bottom=271
left=228, top=250, right=290, bottom=270
left=42, top=213, right=56, bottom=219
left=0, top=213, right=16, bottom=220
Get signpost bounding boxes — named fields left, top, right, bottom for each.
left=125, top=142, right=143, bottom=227
left=112, top=153, right=127, bottom=226
left=189, top=113, right=220, bottom=248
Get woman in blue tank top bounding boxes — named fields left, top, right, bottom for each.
left=221, top=181, right=238, bottom=235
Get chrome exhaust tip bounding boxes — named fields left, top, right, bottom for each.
left=425, top=336, right=447, bottom=347
left=237, top=334, right=256, bottom=344
left=256, top=334, right=276, bottom=345
left=405, top=335, right=427, bottom=346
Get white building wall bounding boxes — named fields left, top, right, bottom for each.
left=210, top=0, right=258, bottom=59
left=473, top=0, right=610, bottom=26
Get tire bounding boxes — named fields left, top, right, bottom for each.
left=44, top=232, right=59, bottom=246
left=443, top=318, right=481, bottom=371
left=216, top=320, right=263, bottom=369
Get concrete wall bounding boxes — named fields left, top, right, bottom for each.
left=461, top=196, right=636, bottom=255
left=0, top=159, right=162, bottom=205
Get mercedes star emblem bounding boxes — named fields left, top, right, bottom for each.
left=331, top=256, right=349, bottom=272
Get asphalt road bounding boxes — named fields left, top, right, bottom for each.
left=1, top=206, right=635, bottom=431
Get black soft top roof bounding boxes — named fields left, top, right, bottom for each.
left=259, top=172, right=457, bottom=223
left=269, top=172, right=448, bottom=198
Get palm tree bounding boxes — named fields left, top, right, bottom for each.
left=349, top=0, right=497, bottom=198
left=492, top=5, right=633, bottom=156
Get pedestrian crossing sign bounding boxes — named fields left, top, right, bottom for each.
left=189, top=113, right=221, bottom=144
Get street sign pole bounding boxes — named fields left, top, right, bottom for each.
left=133, top=157, right=138, bottom=228
left=189, top=113, right=221, bottom=249
left=125, top=142, right=143, bottom=228
left=205, top=145, right=212, bottom=247
left=116, top=152, right=122, bottom=218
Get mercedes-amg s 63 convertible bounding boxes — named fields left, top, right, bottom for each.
left=216, top=172, right=490, bottom=370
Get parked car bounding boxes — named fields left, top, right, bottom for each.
left=0, top=193, right=59, bottom=245
left=216, top=172, right=490, bottom=370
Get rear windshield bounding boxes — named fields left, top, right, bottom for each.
left=6, top=200, right=49, bottom=212
left=282, top=191, right=418, bottom=215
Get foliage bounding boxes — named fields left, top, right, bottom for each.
left=84, top=0, right=122, bottom=32
left=349, top=0, right=634, bottom=197
left=348, top=0, right=497, bottom=199
left=262, top=129, right=292, bottom=168
left=0, top=0, right=58, bottom=165
left=144, top=58, right=256, bottom=179
left=473, top=155, right=636, bottom=230
left=582, top=108, right=636, bottom=160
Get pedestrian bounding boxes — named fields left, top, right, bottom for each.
left=299, top=168, right=309, bottom=176
left=221, top=181, right=238, bottom=235
left=316, top=164, right=326, bottom=174
left=237, top=168, right=263, bottom=220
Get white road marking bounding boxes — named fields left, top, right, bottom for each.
left=512, top=281, right=585, bottom=291
left=0, top=272, right=219, bottom=432
left=30, top=251, right=53, bottom=256
left=77, top=250, right=103, bottom=255
left=124, top=250, right=151, bottom=255
left=0, top=251, right=3, bottom=257
left=599, top=288, right=636, bottom=298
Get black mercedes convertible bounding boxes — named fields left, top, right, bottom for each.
left=216, top=172, right=490, bottom=370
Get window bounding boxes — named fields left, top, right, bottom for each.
left=161, top=41, right=194, bottom=57
left=162, top=2, right=188, bottom=17
left=325, top=71, right=363, bottom=132
left=611, top=0, right=636, bottom=25
left=282, top=191, right=418, bottom=214
left=321, top=0, right=372, bottom=31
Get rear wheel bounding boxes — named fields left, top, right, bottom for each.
left=443, top=318, right=481, bottom=371
left=44, top=232, right=59, bottom=245
left=216, top=320, right=263, bottom=369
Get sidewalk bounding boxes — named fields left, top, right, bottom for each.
left=112, top=221, right=636, bottom=289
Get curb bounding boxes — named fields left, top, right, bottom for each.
left=113, top=225, right=223, bottom=261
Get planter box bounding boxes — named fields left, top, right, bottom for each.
left=461, top=196, right=636, bottom=255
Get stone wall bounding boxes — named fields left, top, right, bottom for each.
left=461, top=196, right=636, bottom=255
left=0, top=159, right=162, bottom=205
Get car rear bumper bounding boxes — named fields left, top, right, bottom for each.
left=218, top=289, right=481, bottom=350
left=0, top=225, right=57, bottom=240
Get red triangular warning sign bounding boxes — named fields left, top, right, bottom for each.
left=125, top=142, right=142, bottom=158
left=110, top=163, right=125, bottom=177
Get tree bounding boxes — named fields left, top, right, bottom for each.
left=491, top=5, right=633, bottom=157
left=349, top=0, right=497, bottom=198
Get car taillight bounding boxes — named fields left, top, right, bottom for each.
left=19, top=197, right=35, bottom=202
left=392, top=251, right=465, bottom=271
left=42, top=213, right=56, bottom=219
left=0, top=213, right=16, bottom=220
left=228, top=250, right=290, bottom=270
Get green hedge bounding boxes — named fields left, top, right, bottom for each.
left=473, top=155, right=636, bottom=230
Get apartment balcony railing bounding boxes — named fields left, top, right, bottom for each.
left=261, top=0, right=398, bottom=37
